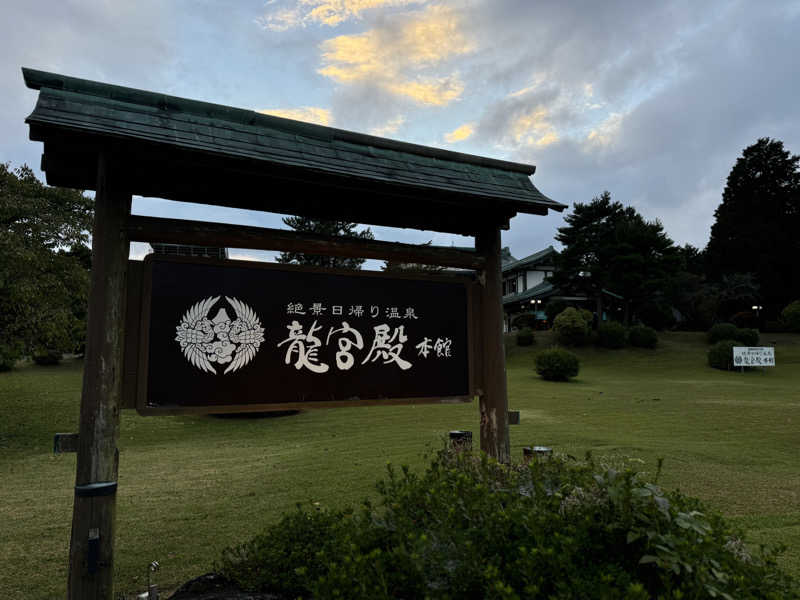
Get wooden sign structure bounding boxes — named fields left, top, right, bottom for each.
left=125, top=255, right=477, bottom=413
left=22, top=67, right=564, bottom=599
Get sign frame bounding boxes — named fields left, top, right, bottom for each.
left=732, top=346, right=775, bottom=368
left=125, top=254, right=480, bottom=415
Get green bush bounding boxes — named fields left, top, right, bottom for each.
left=707, top=323, right=739, bottom=344
left=596, top=321, right=627, bottom=349
left=629, top=325, right=658, bottom=349
left=553, top=307, right=590, bottom=346
left=708, top=339, right=738, bottom=370
left=736, top=327, right=759, bottom=347
left=707, top=324, right=759, bottom=347
left=516, top=327, right=534, bottom=346
left=545, top=299, right=569, bottom=324
left=219, top=449, right=798, bottom=599
left=579, top=308, right=593, bottom=324
left=782, top=300, right=800, bottom=333
left=512, top=313, right=538, bottom=330
left=535, top=347, right=580, bottom=381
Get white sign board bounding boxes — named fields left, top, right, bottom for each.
left=733, top=346, right=775, bottom=367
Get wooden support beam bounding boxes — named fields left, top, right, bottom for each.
left=476, top=227, right=510, bottom=463
left=67, top=151, right=131, bottom=600
left=127, top=215, right=486, bottom=270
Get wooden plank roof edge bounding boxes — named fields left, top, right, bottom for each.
left=23, top=67, right=539, bottom=177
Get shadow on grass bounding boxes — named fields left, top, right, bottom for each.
left=209, top=410, right=301, bottom=419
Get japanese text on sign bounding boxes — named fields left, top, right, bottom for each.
left=733, top=346, right=775, bottom=367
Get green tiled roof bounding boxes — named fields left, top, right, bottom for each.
left=502, top=246, right=558, bottom=273
left=502, top=280, right=555, bottom=305
left=23, top=68, right=565, bottom=215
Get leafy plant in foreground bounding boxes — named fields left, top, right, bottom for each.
left=218, top=449, right=798, bottom=599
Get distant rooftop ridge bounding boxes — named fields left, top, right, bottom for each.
left=502, top=246, right=557, bottom=272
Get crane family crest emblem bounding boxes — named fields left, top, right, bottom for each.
left=175, top=296, right=265, bottom=374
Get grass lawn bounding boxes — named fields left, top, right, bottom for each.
left=1, top=331, right=799, bottom=598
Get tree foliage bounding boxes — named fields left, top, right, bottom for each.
left=276, top=216, right=374, bottom=269
left=0, top=164, right=92, bottom=367
left=219, top=449, right=798, bottom=599
left=551, top=192, right=680, bottom=322
left=382, top=240, right=446, bottom=273
left=706, top=138, right=800, bottom=314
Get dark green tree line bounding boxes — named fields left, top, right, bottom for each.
left=0, top=164, right=92, bottom=368
left=705, top=138, right=800, bottom=317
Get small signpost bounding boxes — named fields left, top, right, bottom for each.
left=733, top=346, right=775, bottom=368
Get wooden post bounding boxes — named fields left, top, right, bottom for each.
left=476, top=227, right=510, bottom=463
left=67, top=151, right=131, bottom=599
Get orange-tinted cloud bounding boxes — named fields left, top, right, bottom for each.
left=444, top=122, right=474, bottom=143
left=258, top=106, right=333, bottom=126
left=318, top=4, right=473, bottom=105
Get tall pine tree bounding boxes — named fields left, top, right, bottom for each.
left=276, top=216, right=374, bottom=269
left=705, top=138, right=800, bottom=314
left=551, top=192, right=679, bottom=323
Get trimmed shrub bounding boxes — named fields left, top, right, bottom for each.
left=512, top=313, right=538, bottom=330
left=596, top=321, right=627, bottom=349
left=545, top=299, right=569, bottom=325
left=553, top=307, right=590, bottom=346
left=637, top=302, right=676, bottom=331
left=219, top=448, right=798, bottom=599
left=535, top=347, right=580, bottom=381
left=708, top=324, right=759, bottom=347
left=708, top=339, right=738, bottom=370
left=782, top=300, right=800, bottom=333
left=516, top=327, right=535, bottom=346
left=579, top=308, right=593, bottom=324
left=736, top=327, right=759, bottom=347
left=629, top=325, right=658, bottom=349
left=707, top=323, right=739, bottom=344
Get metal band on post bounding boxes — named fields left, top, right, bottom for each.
left=75, top=482, right=118, bottom=497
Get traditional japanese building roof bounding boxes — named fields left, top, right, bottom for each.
left=502, top=280, right=554, bottom=305
left=501, top=246, right=558, bottom=273
left=22, top=68, right=565, bottom=235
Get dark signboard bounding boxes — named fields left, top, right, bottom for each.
left=133, top=256, right=476, bottom=414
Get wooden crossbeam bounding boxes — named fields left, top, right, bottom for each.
left=126, top=215, right=485, bottom=270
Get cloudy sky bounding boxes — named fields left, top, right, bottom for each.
left=2, top=0, right=799, bottom=264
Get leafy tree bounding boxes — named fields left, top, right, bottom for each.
left=0, top=164, right=93, bottom=368
left=276, top=216, right=374, bottom=269
left=706, top=138, right=800, bottom=316
left=551, top=192, right=680, bottom=324
left=675, top=243, right=705, bottom=276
